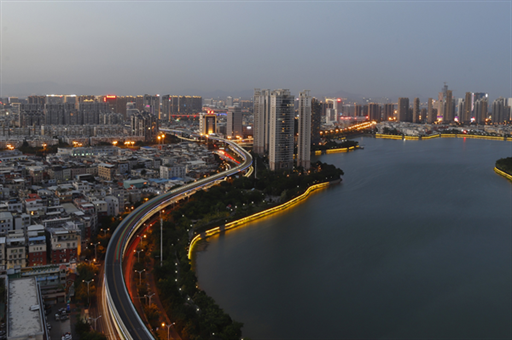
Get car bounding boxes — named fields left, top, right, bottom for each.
left=60, top=315, right=69, bottom=321
left=55, top=314, right=60, bottom=321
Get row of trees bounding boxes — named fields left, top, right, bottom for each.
left=148, top=157, right=345, bottom=339
left=75, top=318, right=107, bottom=340
left=496, top=157, right=512, bottom=175
left=168, top=159, right=344, bottom=232
left=153, top=218, right=244, bottom=340
left=314, top=139, right=359, bottom=151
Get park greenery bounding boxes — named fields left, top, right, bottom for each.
left=146, top=157, right=344, bottom=340
left=16, top=140, right=70, bottom=156
left=381, top=127, right=401, bottom=135
left=74, top=262, right=99, bottom=306
left=496, top=157, right=512, bottom=175
left=75, top=318, right=108, bottom=340
left=315, top=139, right=359, bottom=151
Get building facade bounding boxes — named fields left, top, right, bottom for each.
left=269, top=89, right=294, bottom=171
left=253, top=89, right=271, bottom=155
left=397, top=98, right=409, bottom=122
left=226, top=106, right=243, bottom=138
left=297, top=91, right=311, bottom=170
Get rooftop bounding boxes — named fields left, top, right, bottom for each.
left=8, top=277, right=43, bottom=338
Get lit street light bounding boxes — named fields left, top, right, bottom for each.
left=83, top=279, right=94, bottom=306
left=90, top=242, right=100, bottom=260
left=134, top=249, right=144, bottom=263
left=162, top=322, right=175, bottom=340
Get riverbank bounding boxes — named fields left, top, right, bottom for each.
left=494, top=167, right=512, bottom=181
left=376, top=133, right=508, bottom=141
left=188, top=180, right=336, bottom=259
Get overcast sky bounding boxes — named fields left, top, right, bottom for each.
left=1, top=0, right=510, bottom=101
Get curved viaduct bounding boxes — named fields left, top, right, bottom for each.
left=104, top=135, right=252, bottom=339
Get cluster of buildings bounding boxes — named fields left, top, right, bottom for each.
left=5, top=94, right=202, bottom=121
left=203, top=96, right=253, bottom=110
left=394, top=85, right=495, bottom=124
left=319, top=85, right=511, bottom=126
left=0, top=140, right=217, bottom=274
left=253, top=89, right=315, bottom=171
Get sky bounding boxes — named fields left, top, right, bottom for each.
left=1, top=0, right=510, bottom=102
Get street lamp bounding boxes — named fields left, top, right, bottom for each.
left=89, top=315, right=102, bottom=331
left=134, top=249, right=144, bottom=263
left=90, top=242, right=100, bottom=260
left=161, top=322, right=174, bottom=340
left=160, top=210, right=164, bottom=267
left=101, top=228, right=110, bottom=236
left=135, top=269, right=145, bottom=285
left=82, top=279, right=94, bottom=306
left=65, top=280, right=74, bottom=303
left=136, top=234, right=146, bottom=244
left=145, top=293, right=155, bottom=306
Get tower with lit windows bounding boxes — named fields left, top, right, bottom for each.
left=297, top=91, right=311, bottom=170
left=268, top=89, right=294, bottom=171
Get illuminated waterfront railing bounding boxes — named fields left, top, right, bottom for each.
left=188, top=181, right=331, bottom=259
left=375, top=133, right=506, bottom=141
left=494, top=167, right=512, bottom=181
left=375, top=134, right=403, bottom=140
left=440, top=134, right=504, bottom=141
left=325, top=146, right=356, bottom=154
left=421, top=134, right=440, bottom=140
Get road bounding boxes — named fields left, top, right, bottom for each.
left=103, top=135, right=252, bottom=340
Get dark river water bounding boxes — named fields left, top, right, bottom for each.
left=195, top=137, right=512, bottom=339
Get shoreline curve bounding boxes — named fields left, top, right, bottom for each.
left=188, top=180, right=335, bottom=259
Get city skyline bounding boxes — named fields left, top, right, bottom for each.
left=1, top=1, right=510, bottom=103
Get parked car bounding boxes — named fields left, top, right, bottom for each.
left=55, top=314, right=60, bottom=321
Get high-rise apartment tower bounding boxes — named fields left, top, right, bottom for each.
left=297, top=91, right=311, bottom=170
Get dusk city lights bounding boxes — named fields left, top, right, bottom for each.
left=0, top=1, right=511, bottom=340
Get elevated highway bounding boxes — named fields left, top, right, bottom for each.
left=104, top=134, right=252, bottom=339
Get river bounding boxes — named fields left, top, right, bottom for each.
left=195, top=137, right=512, bottom=339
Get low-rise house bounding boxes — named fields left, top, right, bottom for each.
left=6, top=230, right=26, bottom=269
left=27, top=225, right=47, bottom=267
left=47, top=223, right=81, bottom=264
left=0, top=211, right=13, bottom=235
left=104, top=196, right=119, bottom=216
left=98, top=163, right=117, bottom=181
